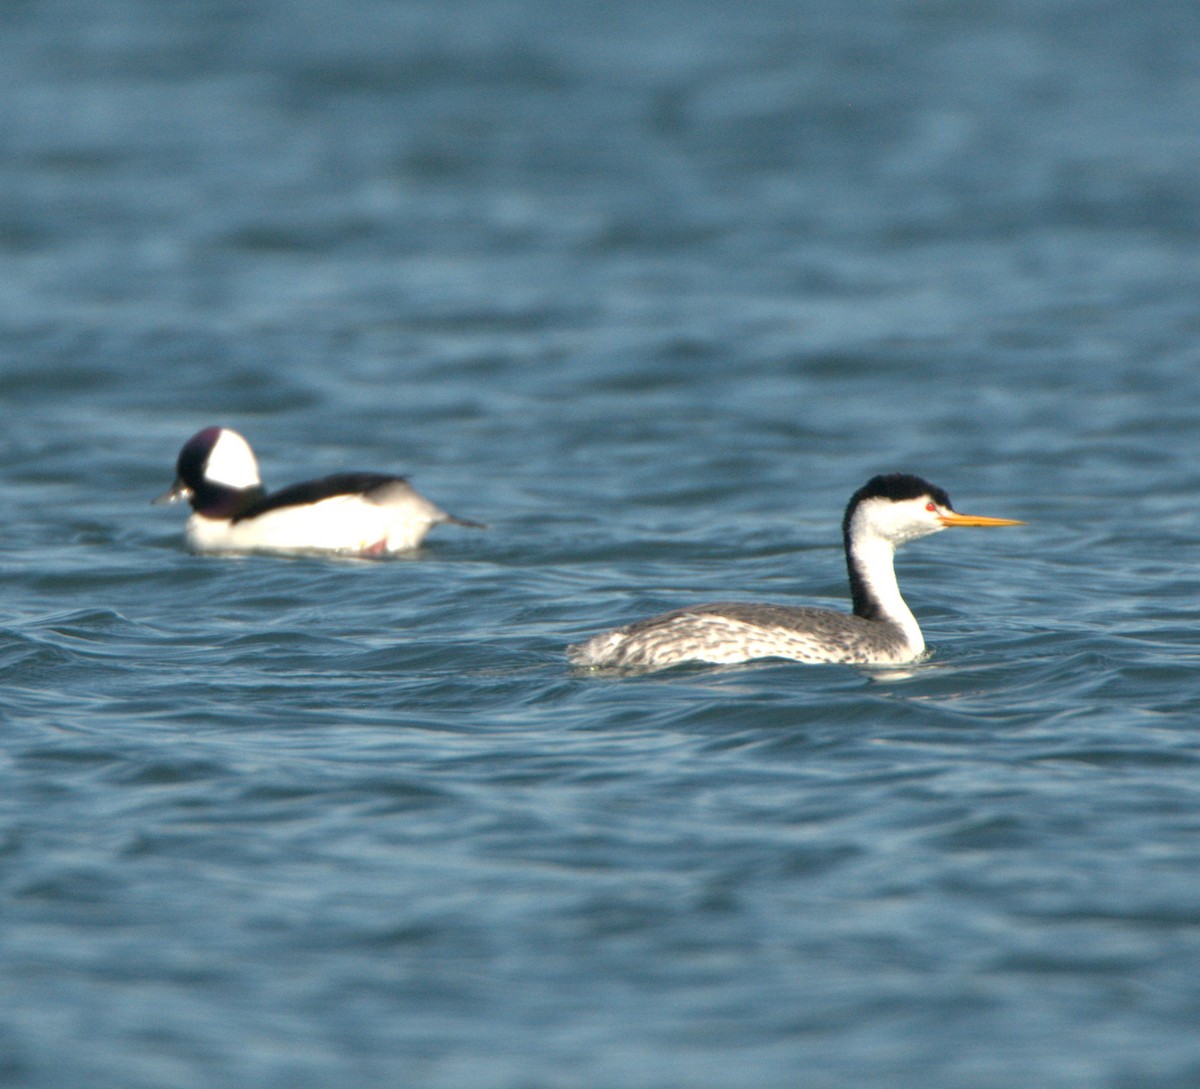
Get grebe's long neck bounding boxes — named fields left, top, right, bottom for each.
left=844, top=530, right=924, bottom=653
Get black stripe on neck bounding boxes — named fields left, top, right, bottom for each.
left=845, top=539, right=884, bottom=620
left=840, top=474, right=947, bottom=620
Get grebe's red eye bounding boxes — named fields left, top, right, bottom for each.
left=925, top=501, right=937, bottom=512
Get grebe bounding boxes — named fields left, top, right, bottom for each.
left=155, top=426, right=484, bottom=555
left=568, top=473, right=1023, bottom=671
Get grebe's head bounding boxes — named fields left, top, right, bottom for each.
left=843, top=473, right=1023, bottom=549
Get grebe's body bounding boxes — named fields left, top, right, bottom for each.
left=568, top=474, right=1022, bottom=671
left=157, top=427, right=483, bottom=556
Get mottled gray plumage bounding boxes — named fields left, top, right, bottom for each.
left=568, top=602, right=912, bottom=670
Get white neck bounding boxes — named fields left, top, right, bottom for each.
left=848, top=535, right=924, bottom=654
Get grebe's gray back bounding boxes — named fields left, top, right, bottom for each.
left=568, top=473, right=1024, bottom=671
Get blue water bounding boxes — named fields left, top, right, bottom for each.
left=4, top=2, right=1200, bottom=1086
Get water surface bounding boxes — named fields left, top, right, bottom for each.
left=3, top=2, right=1200, bottom=1087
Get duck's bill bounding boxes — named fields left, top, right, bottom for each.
left=152, top=481, right=191, bottom=506
left=938, top=512, right=1025, bottom=527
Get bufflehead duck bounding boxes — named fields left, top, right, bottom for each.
left=155, top=426, right=484, bottom=555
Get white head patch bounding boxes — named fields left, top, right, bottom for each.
left=205, top=429, right=262, bottom=489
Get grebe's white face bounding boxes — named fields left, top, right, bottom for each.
left=851, top=495, right=949, bottom=548
left=847, top=478, right=1024, bottom=559
left=205, top=429, right=261, bottom=490
left=852, top=494, right=1024, bottom=548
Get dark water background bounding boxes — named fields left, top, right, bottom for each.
left=4, top=2, right=1200, bottom=1086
